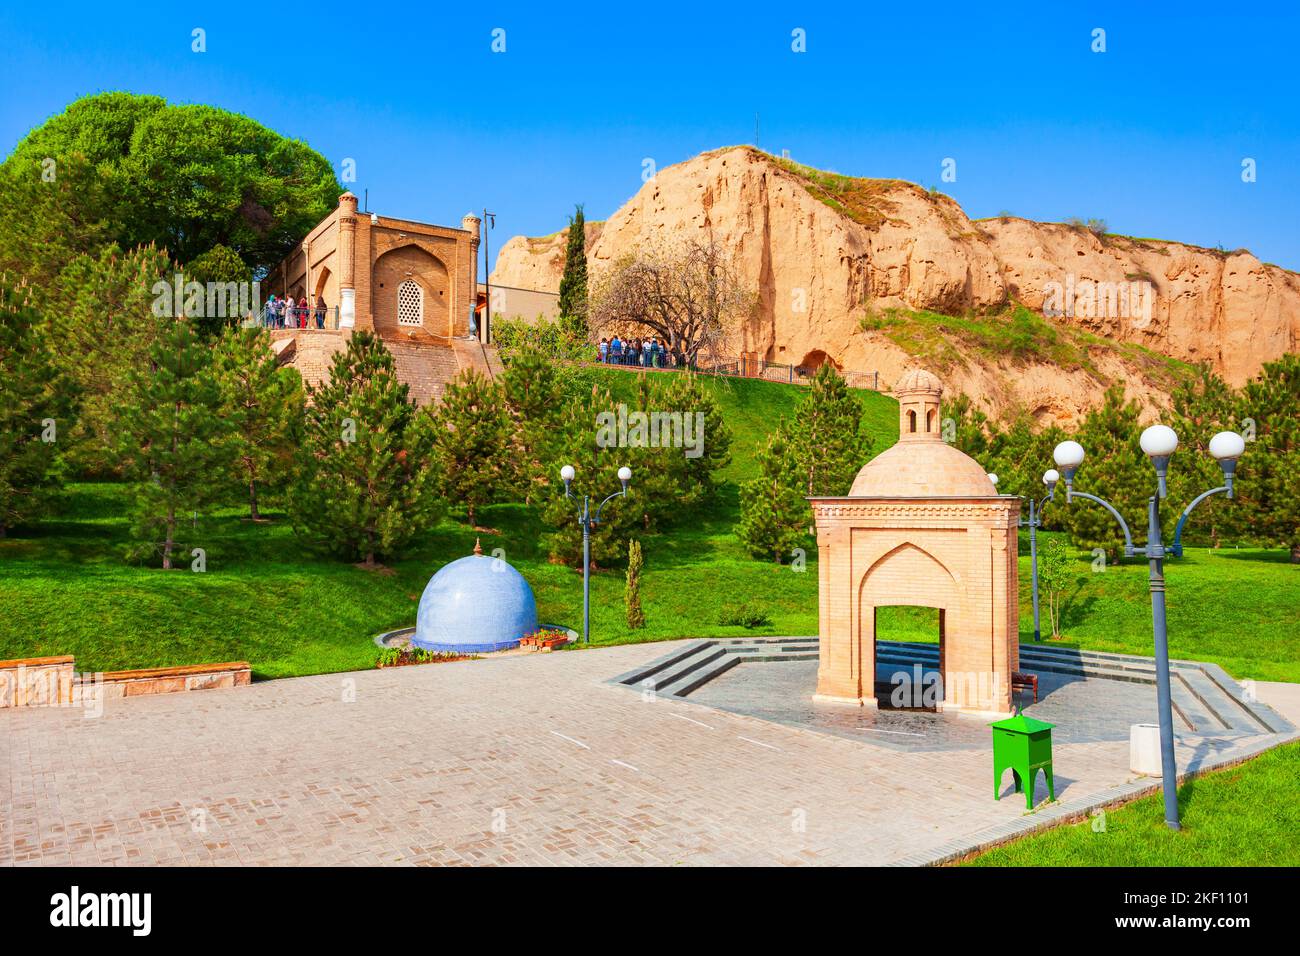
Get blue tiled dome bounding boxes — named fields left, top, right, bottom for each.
left=413, top=549, right=538, bottom=653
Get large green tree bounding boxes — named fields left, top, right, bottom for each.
left=0, top=285, right=76, bottom=536
left=788, top=364, right=873, bottom=497
left=431, top=369, right=510, bottom=527
left=1057, top=386, right=1152, bottom=560
left=1238, top=354, right=1300, bottom=562
left=116, top=316, right=226, bottom=569
left=210, top=326, right=304, bottom=520
left=1, top=92, right=339, bottom=279
left=291, top=332, right=441, bottom=566
left=499, top=351, right=564, bottom=503
left=737, top=429, right=807, bottom=562
left=52, top=243, right=174, bottom=475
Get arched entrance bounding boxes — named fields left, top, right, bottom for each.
left=372, top=244, right=450, bottom=337
left=860, top=542, right=957, bottom=710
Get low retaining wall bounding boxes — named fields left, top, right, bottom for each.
left=0, top=656, right=250, bottom=709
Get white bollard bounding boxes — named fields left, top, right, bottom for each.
left=1130, top=723, right=1162, bottom=775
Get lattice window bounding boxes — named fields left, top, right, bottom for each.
left=397, top=280, right=423, bottom=326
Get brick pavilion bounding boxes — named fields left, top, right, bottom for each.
left=809, top=369, right=1020, bottom=717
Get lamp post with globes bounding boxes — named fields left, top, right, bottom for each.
left=1050, top=425, right=1245, bottom=830
left=560, top=464, right=632, bottom=645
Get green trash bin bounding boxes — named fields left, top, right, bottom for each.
left=991, top=712, right=1055, bottom=810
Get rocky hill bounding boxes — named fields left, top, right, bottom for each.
left=492, top=146, right=1299, bottom=422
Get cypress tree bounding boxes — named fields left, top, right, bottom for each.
left=210, top=325, right=304, bottom=520
left=117, top=315, right=225, bottom=569
left=291, top=331, right=441, bottom=566
left=557, top=204, right=588, bottom=337
left=625, top=538, right=646, bottom=629
left=0, top=284, right=75, bottom=537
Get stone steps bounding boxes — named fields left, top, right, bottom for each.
left=610, top=637, right=1292, bottom=737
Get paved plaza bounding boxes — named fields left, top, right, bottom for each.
left=2, top=640, right=1295, bottom=866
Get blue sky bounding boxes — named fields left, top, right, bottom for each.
left=2, top=1, right=1298, bottom=269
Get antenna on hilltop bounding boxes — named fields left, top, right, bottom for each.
left=754, top=112, right=760, bottom=149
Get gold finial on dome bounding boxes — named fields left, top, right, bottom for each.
left=473, top=538, right=483, bottom=556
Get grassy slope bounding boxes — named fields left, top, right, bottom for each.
left=964, top=742, right=1300, bottom=866
left=0, top=373, right=891, bottom=678
left=0, top=366, right=1295, bottom=682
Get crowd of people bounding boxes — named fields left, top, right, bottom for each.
left=261, top=293, right=330, bottom=329
left=596, top=334, right=684, bottom=369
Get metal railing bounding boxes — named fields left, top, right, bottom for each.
left=590, top=350, right=878, bottom=389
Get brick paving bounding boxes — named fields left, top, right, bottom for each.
left=1, top=641, right=1292, bottom=866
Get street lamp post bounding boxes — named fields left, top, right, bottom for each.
left=561, top=464, right=632, bottom=645
left=1019, top=470, right=1060, bottom=643
left=1051, top=427, right=1244, bottom=830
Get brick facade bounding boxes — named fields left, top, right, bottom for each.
left=264, top=193, right=496, bottom=404
left=811, top=370, right=1020, bottom=717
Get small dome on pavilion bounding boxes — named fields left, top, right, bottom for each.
left=894, top=368, right=943, bottom=394
left=413, top=543, right=538, bottom=653
left=849, top=440, right=997, bottom=497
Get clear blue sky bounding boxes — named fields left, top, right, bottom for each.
left=3, top=1, right=1298, bottom=269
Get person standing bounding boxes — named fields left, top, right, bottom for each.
left=598, top=337, right=608, bottom=363
left=315, top=295, right=326, bottom=329
left=611, top=335, right=623, bottom=365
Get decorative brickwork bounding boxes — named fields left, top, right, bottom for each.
left=811, top=371, right=1020, bottom=717
left=264, top=194, right=493, bottom=404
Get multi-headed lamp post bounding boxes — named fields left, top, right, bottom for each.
left=561, top=464, right=632, bottom=645
left=1050, top=426, right=1245, bottom=830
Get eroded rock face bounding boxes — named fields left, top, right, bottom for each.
left=492, top=146, right=1298, bottom=417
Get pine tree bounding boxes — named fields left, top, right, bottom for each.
left=0, top=284, right=75, bottom=537
left=737, top=429, right=807, bottom=562
left=210, top=325, right=304, bottom=520
left=625, top=538, right=646, bottom=629
left=499, top=351, right=563, bottom=503
left=1169, top=365, right=1244, bottom=547
left=431, top=369, right=509, bottom=527
left=1238, top=354, right=1300, bottom=562
left=53, top=243, right=173, bottom=475
left=788, top=364, right=873, bottom=496
left=1058, top=386, right=1151, bottom=561
left=557, top=204, right=588, bottom=338
left=291, top=331, right=441, bottom=566
left=542, top=382, right=640, bottom=567
left=116, top=315, right=225, bottom=569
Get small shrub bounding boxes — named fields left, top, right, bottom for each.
left=717, top=603, right=773, bottom=628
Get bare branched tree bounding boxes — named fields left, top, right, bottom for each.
left=588, top=235, right=752, bottom=366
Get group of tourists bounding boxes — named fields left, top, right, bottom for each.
left=597, top=335, right=682, bottom=369
left=263, top=293, right=329, bottom=329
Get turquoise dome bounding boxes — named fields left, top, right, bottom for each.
left=413, top=551, right=538, bottom=653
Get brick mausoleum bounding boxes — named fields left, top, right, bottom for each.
left=810, top=369, right=1020, bottom=717
left=262, top=192, right=500, bottom=405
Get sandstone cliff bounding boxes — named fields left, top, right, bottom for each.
left=492, top=146, right=1299, bottom=421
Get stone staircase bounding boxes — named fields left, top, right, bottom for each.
left=611, top=638, right=1293, bottom=736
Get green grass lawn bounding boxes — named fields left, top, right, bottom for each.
left=963, top=742, right=1300, bottom=866
left=0, top=368, right=1295, bottom=683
